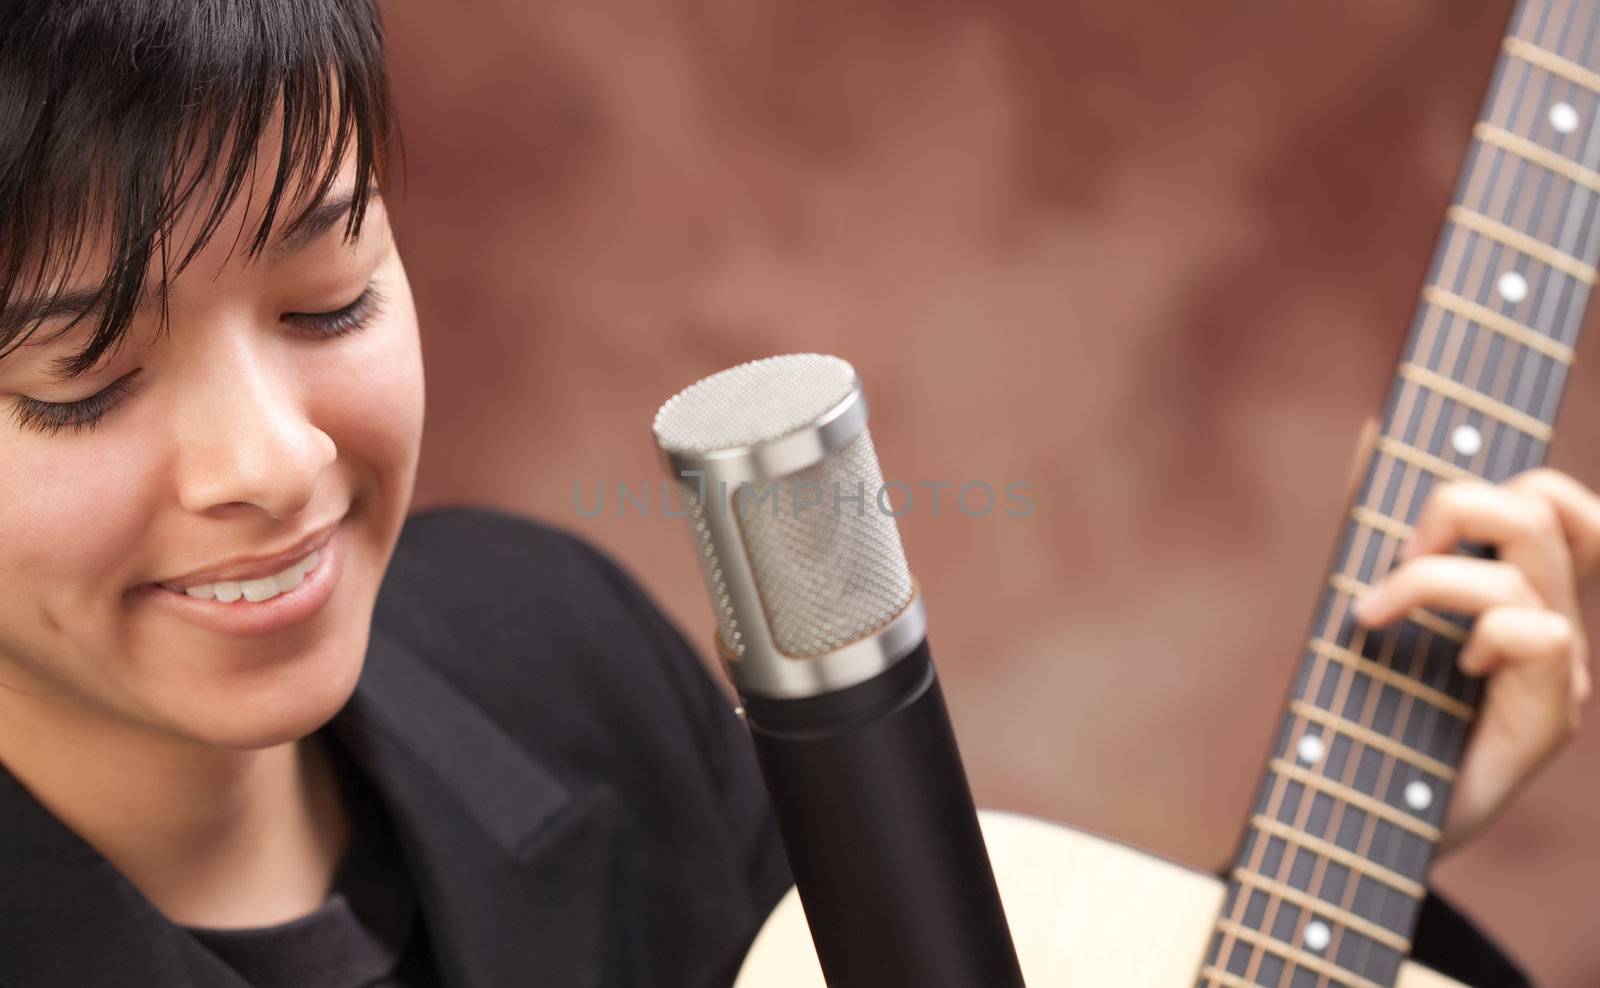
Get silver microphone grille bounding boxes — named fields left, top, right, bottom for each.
left=652, top=354, right=924, bottom=697
left=652, top=353, right=857, bottom=455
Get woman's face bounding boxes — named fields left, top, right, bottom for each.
left=0, top=153, right=425, bottom=751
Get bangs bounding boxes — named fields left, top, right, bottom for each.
left=0, top=0, right=398, bottom=378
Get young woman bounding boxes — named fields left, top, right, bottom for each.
left=0, top=2, right=1591, bottom=985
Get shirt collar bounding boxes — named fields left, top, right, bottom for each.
left=0, top=621, right=618, bottom=988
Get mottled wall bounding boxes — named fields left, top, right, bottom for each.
left=383, top=2, right=1600, bottom=982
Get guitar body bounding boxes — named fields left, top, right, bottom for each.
left=735, top=811, right=1464, bottom=988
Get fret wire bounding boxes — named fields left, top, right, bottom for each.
left=1475, top=44, right=1574, bottom=292
left=1397, top=361, right=1554, bottom=440
left=1435, top=0, right=1588, bottom=710
left=1493, top=101, right=1572, bottom=423
left=1250, top=815, right=1426, bottom=899
left=1465, top=90, right=1518, bottom=258
left=1516, top=105, right=1598, bottom=350
left=1504, top=36, right=1600, bottom=96
left=1363, top=17, right=1587, bottom=984
left=1337, top=115, right=1548, bottom=952
left=1215, top=919, right=1382, bottom=988
left=1392, top=335, right=1504, bottom=480
left=1468, top=61, right=1556, bottom=270
left=1561, top=3, right=1600, bottom=343
left=1459, top=169, right=1593, bottom=338
left=1529, top=3, right=1600, bottom=358
left=1323, top=6, right=1596, bottom=976
left=1318, top=84, right=1568, bottom=959
left=1476, top=121, right=1600, bottom=193
left=1349, top=505, right=1413, bottom=542
left=1421, top=285, right=1575, bottom=364
left=1408, top=300, right=1555, bottom=466
left=1582, top=5, right=1600, bottom=116
left=1287, top=699, right=1457, bottom=781
left=1242, top=441, right=1459, bottom=981
left=1235, top=479, right=1440, bottom=972
left=1313, top=11, right=1600, bottom=985
left=1278, top=577, right=1422, bottom=986
left=1464, top=73, right=1580, bottom=473
left=1269, top=758, right=1442, bottom=842
left=1327, top=572, right=1469, bottom=644
left=1322, top=542, right=1470, bottom=724
left=1213, top=4, right=1600, bottom=980
left=1446, top=204, right=1597, bottom=281
left=1309, top=638, right=1475, bottom=722
left=1198, top=966, right=1263, bottom=988
left=1231, top=867, right=1412, bottom=953
left=1372, top=434, right=1479, bottom=487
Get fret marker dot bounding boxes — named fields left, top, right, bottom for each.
left=1497, top=270, right=1529, bottom=303
left=1296, top=734, right=1326, bottom=765
left=1451, top=423, right=1483, bottom=457
left=1405, top=780, right=1434, bottom=811
left=1304, top=920, right=1332, bottom=952
left=1551, top=101, right=1581, bottom=135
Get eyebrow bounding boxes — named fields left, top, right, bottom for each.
left=267, top=185, right=379, bottom=260
left=0, top=186, right=381, bottom=379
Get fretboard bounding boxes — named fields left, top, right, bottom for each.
left=1198, top=3, right=1600, bottom=986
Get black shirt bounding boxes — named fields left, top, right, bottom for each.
left=0, top=506, right=1528, bottom=986
left=0, top=506, right=790, bottom=987
left=182, top=729, right=441, bottom=988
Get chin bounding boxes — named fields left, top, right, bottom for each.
left=163, top=621, right=374, bottom=751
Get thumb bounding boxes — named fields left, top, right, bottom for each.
left=1347, top=415, right=1380, bottom=503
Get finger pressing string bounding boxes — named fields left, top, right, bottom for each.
left=1507, top=468, right=1600, bottom=581
left=1353, top=555, right=1543, bottom=627
left=1400, top=480, right=1571, bottom=611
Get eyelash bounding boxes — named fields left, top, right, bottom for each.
left=10, top=284, right=387, bottom=438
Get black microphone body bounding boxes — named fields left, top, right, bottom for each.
left=652, top=354, right=1025, bottom=986
left=740, top=641, right=1024, bottom=988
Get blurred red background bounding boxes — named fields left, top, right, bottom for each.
left=384, top=2, right=1600, bottom=982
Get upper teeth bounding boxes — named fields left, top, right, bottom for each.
left=162, top=550, right=320, bottom=603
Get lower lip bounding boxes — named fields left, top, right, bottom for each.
left=130, top=526, right=343, bottom=639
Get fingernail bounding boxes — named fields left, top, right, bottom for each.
left=1353, top=586, right=1383, bottom=623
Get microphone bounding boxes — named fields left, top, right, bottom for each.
left=652, top=353, right=1024, bottom=988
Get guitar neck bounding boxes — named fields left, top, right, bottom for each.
left=1200, top=3, right=1600, bottom=986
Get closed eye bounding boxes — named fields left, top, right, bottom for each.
left=286, top=283, right=385, bottom=338
left=9, top=370, right=144, bottom=437
left=8, top=281, right=387, bottom=437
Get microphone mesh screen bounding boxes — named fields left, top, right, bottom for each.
left=653, top=353, right=856, bottom=455
left=735, top=429, right=913, bottom=657
left=655, top=354, right=914, bottom=658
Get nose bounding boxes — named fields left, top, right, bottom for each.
left=172, top=335, right=337, bottom=519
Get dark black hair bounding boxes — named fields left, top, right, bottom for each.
left=0, top=0, right=398, bottom=378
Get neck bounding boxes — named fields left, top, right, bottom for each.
left=0, top=686, right=351, bottom=929
left=1202, top=1, right=1600, bottom=984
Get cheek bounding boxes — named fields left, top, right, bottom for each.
left=311, top=282, right=425, bottom=499
left=0, top=435, right=160, bottom=657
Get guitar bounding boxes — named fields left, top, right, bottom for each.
left=739, top=0, right=1599, bottom=984
left=735, top=811, right=1460, bottom=988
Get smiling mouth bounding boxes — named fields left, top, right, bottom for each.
left=125, top=523, right=344, bottom=639
left=156, top=548, right=323, bottom=603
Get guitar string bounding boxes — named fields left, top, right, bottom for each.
left=1324, top=5, right=1600, bottom=978
left=1308, top=4, right=1599, bottom=983
left=1331, top=3, right=1599, bottom=981
left=1203, top=0, right=1568, bottom=972
left=1232, top=4, right=1556, bottom=980
left=1202, top=46, right=1504, bottom=980
left=1204, top=1, right=1594, bottom=983
left=1331, top=0, right=1593, bottom=972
